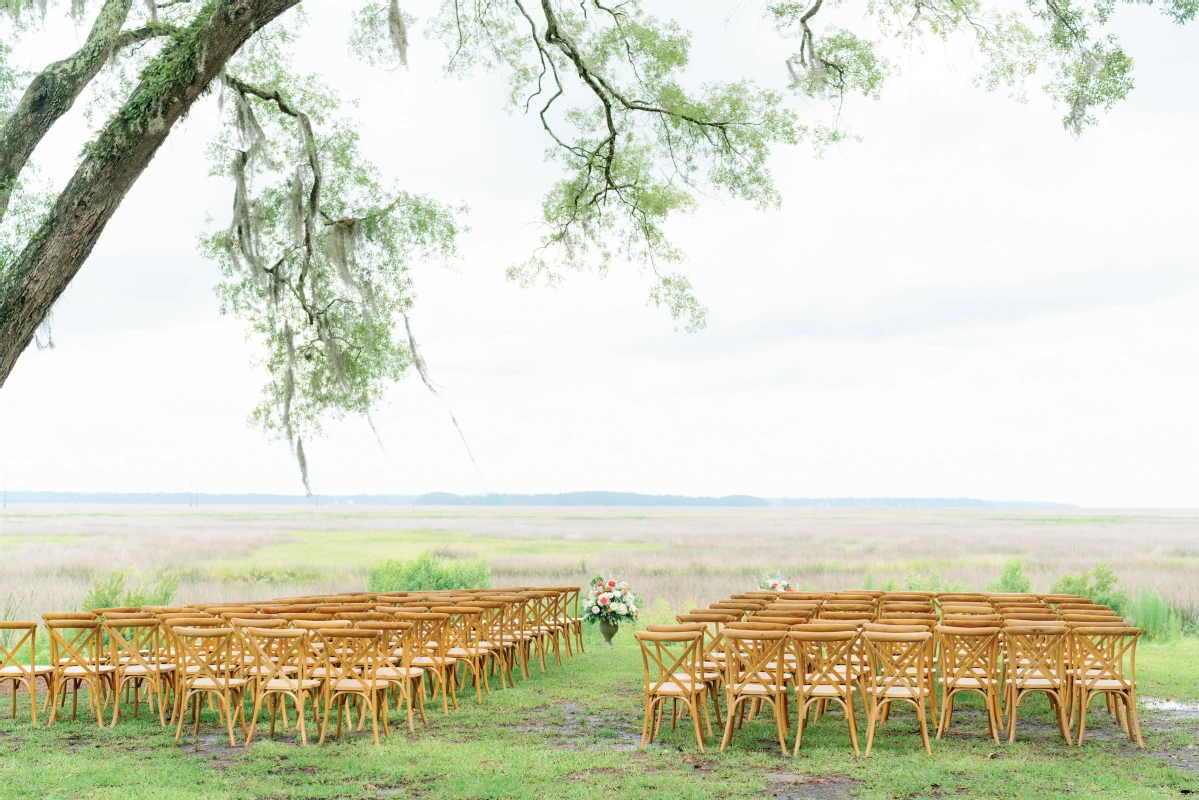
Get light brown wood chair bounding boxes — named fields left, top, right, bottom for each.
left=360, top=621, right=426, bottom=732
left=861, top=630, right=935, bottom=756
left=172, top=626, right=249, bottom=746
left=635, top=629, right=709, bottom=752
left=1070, top=625, right=1143, bottom=747
left=720, top=629, right=790, bottom=754
left=104, top=617, right=174, bottom=726
left=44, top=618, right=115, bottom=728
left=0, top=622, right=52, bottom=725
left=935, top=625, right=1002, bottom=743
left=790, top=628, right=860, bottom=755
left=1002, top=623, right=1073, bottom=744
left=317, top=629, right=389, bottom=745
left=244, top=627, right=320, bottom=746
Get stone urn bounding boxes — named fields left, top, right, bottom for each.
left=598, top=619, right=620, bottom=648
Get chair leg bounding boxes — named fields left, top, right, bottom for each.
left=793, top=698, right=808, bottom=756
left=719, top=697, right=739, bottom=751
left=916, top=700, right=932, bottom=755
left=689, top=696, right=706, bottom=753
left=864, top=697, right=879, bottom=758
left=846, top=695, right=861, bottom=756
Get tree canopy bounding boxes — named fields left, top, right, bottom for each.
left=0, top=0, right=1191, bottom=489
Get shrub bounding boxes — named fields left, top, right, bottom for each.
left=81, top=570, right=179, bottom=611
left=903, top=569, right=964, bottom=593
left=1127, top=587, right=1183, bottom=641
left=986, top=558, right=1031, bottom=593
left=366, top=551, right=491, bottom=592
left=1049, top=563, right=1129, bottom=616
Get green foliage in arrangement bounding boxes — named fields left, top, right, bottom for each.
left=366, top=551, right=491, bottom=593
left=986, top=558, right=1032, bottom=593
left=1050, top=563, right=1129, bottom=614
left=81, top=570, right=180, bottom=612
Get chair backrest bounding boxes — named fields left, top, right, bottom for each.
left=721, top=629, right=788, bottom=693
left=44, top=619, right=103, bottom=675
left=790, top=629, right=858, bottom=690
left=0, top=622, right=37, bottom=680
left=940, top=603, right=995, bottom=615
left=710, top=601, right=766, bottom=612
left=317, top=630, right=384, bottom=691
left=1070, top=626, right=1141, bottom=693
left=173, top=627, right=238, bottom=688
left=246, top=627, right=311, bottom=684
left=862, top=630, right=933, bottom=698
left=634, top=631, right=703, bottom=695
left=935, top=625, right=1000, bottom=689
left=42, top=612, right=96, bottom=621
left=1003, top=624, right=1069, bottom=689
left=277, top=613, right=333, bottom=622
left=103, top=618, right=164, bottom=674
left=357, top=621, right=413, bottom=665
left=90, top=606, right=142, bottom=617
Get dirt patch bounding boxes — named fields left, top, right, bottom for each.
left=764, top=771, right=861, bottom=799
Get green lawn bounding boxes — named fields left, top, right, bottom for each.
left=2, top=631, right=1197, bottom=799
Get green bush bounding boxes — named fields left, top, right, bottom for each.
left=367, top=551, right=491, bottom=592
left=903, top=569, right=964, bottom=593
left=986, top=558, right=1031, bottom=593
left=81, top=570, right=179, bottom=611
left=1049, top=563, right=1129, bottom=615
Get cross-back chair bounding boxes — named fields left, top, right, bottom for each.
left=719, top=629, right=790, bottom=754
left=860, top=629, right=935, bottom=756
left=0, top=622, right=51, bottom=725
left=634, top=630, right=710, bottom=752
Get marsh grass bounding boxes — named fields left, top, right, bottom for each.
left=2, top=506, right=1198, bottom=620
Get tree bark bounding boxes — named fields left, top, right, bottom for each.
left=0, top=0, right=301, bottom=388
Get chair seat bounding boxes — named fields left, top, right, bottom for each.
left=735, top=682, right=788, bottom=695
left=866, top=686, right=929, bottom=699
left=330, top=678, right=388, bottom=692
left=799, top=683, right=852, bottom=698
left=0, top=665, right=53, bottom=676
left=411, top=656, right=458, bottom=667
left=61, top=665, right=116, bottom=677
left=245, top=664, right=299, bottom=677
left=121, top=664, right=176, bottom=676
left=446, top=647, right=483, bottom=658
left=942, top=676, right=992, bottom=689
left=673, top=671, right=720, bottom=682
left=1015, top=678, right=1062, bottom=690
left=1081, top=679, right=1131, bottom=691
left=650, top=681, right=704, bottom=696
left=190, top=677, right=248, bottom=689
left=375, top=666, right=425, bottom=679
left=263, top=678, right=321, bottom=691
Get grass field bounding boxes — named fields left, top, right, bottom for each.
left=2, top=505, right=1197, bottom=798
left=1, top=627, right=1197, bottom=800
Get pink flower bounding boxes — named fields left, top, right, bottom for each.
left=598, top=596, right=609, bottom=605
left=607, top=580, right=616, bottom=588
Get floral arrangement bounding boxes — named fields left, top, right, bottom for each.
left=583, top=576, right=641, bottom=625
left=758, top=573, right=793, bottom=592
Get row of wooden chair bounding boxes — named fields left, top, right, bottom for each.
left=0, top=586, right=582, bottom=746
left=633, top=590, right=1142, bottom=755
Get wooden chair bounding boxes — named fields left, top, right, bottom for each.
left=634, top=630, right=709, bottom=752
left=432, top=606, right=492, bottom=704
left=405, top=613, right=457, bottom=714
left=44, top=618, right=115, bottom=727
left=0, top=622, right=52, bottom=725
left=860, top=630, right=934, bottom=756
left=790, top=628, right=860, bottom=755
left=360, top=621, right=426, bottom=732
left=244, top=628, right=320, bottom=746
left=172, top=626, right=249, bottom=746
left=1002, top=623, right=1073, bottom=744
left=935, top=625, right=1002, bottom=743
left=317, top=629, right=389, bottom=745
left=1070, top=625, right=1143, bottom=747
left=104, top=617, right=175, bottom=726
left=719, top=629, right=790, bottom=754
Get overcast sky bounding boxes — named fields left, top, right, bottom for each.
left=1, top=3, right=1197, bottom=506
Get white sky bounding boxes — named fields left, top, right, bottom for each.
left=1, top=2, right=1197, bottom=506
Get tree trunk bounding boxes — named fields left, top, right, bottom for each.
left=0, top=0, right=301, bottom=388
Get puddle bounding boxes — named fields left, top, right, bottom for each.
left=1142, top=698, right=1199, bottom=714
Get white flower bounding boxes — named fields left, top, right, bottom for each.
left=610, top=602, right=627, bottom=615
left=591, top=605, right=601, bottom=614
left=628, top=604, right=637, bottom=614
